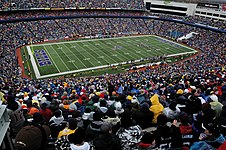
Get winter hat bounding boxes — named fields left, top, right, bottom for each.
left=126, top=95, right=133, bottom=101
left=33, top=112, right=44, bottom=124
left=114, top=101, right=122, bottom=109
left=24, top=92, right=28, bottom=97
left=68, top=118, right=77, bottom=130
left=89, top=93, right=95, bottom=99
left=131, top=96, right=139, bottom=104
left=157, top=114, right=167, bottom=126
left=184, top=89, right=189, bottom=94
left=177, top=89, right=184, bottom=95
left=100, top=122, right=112, bottom=133
left=40, top=102, right=47, bottom=109
left=95, top=92, right=101, bottom=97
left=69, top=103, right=77, bottom=112
left=104, top=94, right=108, bottom=100
left=190, top=86, right=196, bottom=90
left=114, top=106, right=124, bottom=115
left=93, top=112, right=102, bottom=121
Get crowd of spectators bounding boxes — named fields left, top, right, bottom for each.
left=1, top=8, right=226, bottom=150
left=0, top=10, right=147, bottom=20
left=151, top=13, right=226, bottom=31
left=0, top=0, right=145, bottom=10
left=1, top=10, right=226, bottom=31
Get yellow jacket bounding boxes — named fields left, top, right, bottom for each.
left=149, top=94, right=164, bottom=124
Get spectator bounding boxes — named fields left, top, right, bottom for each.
left=149, top=94, right=164, bottom=124
left=39, top=102, right=52, bottom=122
left=14, top=112, right=51, bottom=150
left=68, top=128, right=90, bottom=150
left=93, top=122, right=121, bottom=150
left=116, top=112, right=143, bottom=150
left=155, top=114, right=183, bottom=149
left=137, top=132, right=157, bottom=150
left=7, top=95, right=25, bottom=137
left=49, top=109, right=67, bottom=138
left=163, top=101, right=181, bottom=121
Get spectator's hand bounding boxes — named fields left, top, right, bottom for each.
left=172, top=119, right=177, bottom=126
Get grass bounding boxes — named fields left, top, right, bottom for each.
left=26, top=35, right=196, bottom=79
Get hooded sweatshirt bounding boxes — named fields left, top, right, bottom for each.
left=149, top=94, right=164, bottom=124
left=70, top=142, right=90, bottom=150
left=210, top=101, right=223, bottom=117
left=49, top=115, right=64, bottom=125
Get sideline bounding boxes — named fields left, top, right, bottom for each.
left=16, top=48, right=31, bottom=79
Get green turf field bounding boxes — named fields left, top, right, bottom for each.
left=26, top=35, right=197, bottom=79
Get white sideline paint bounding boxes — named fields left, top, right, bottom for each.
left=26, top=46, right=40, bottom=78
left=27, top=35, right=198, bottom=79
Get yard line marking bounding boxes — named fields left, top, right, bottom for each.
left=76, top=42, right=106, bottom=66
left=43, top=46, right=61, bottom=72
left=62, top=43, right=87, bottom=68
left=85, top=40, right=118, bottom=64
left=31, top=35, right=197, bottom=53
left=55, top=44, right=79, bottom=70
left=49, top=45, right=70, bottom=71
left=33, top=35, right=197, bottom=55
left=98, top=40, right=132, bottom=62
left=84, top=58, right=90, bottom=61
left=67, top=42, right=96, bottom=67
left=68, top=60, right=75, bottom=63
left=71, top=46, right=76, bottom=48
left=120, top=38, right=148, bottom=59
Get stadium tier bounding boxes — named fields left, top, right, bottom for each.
left=1, top=1, right=226, bottom=150
left=0, top=0, right=145, bottom=10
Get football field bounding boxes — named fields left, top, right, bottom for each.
left=26, top=35, right=197, bottom=79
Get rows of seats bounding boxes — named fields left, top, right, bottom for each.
left=0, top=0, right=145, bottom=10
